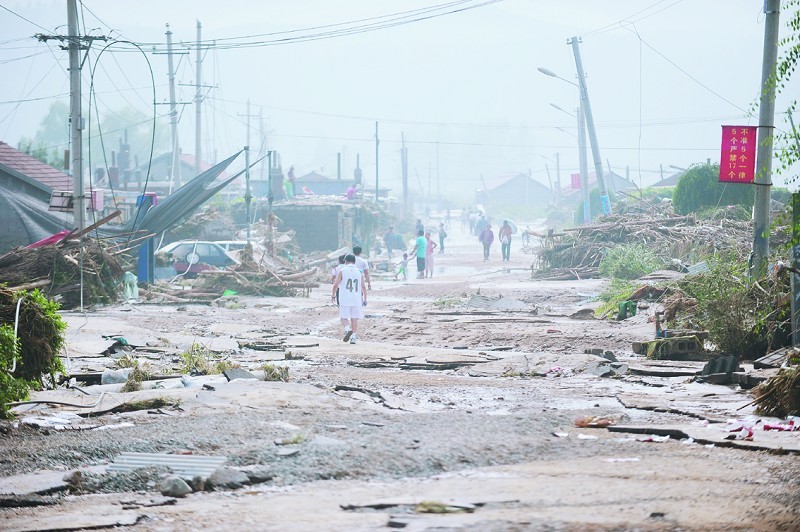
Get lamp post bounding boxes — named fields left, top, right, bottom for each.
left=549, top=102, right=591, bottom=224
left=539, top=62, right=610, bottom=216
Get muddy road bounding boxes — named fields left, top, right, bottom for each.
left=1, top=225, right=799, bottom=531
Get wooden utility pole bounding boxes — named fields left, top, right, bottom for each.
left=752, top=0, right=782, bottom=275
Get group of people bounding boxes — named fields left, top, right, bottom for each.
left=330, top=214, right=517, bottom=346
left=478, top=219, right=514, bottom=262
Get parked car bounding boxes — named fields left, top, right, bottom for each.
left=156, top=240, right=238, bottom=277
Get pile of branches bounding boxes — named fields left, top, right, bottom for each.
left=196, top=266, right=319, bottom=297
left=535, top=212, right=753, bottom=273
left=754, top=367, right=800, bottom=417
left=0, top=239, right=123, bottom=309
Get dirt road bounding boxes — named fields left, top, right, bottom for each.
left=1, top=222, right=799, bottom=531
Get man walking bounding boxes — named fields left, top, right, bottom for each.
left=331, top=254, right=366, bottom=344
left=352, top=245, right=372, bottom=290
left=438, top=222, right=447, bottom=254
left=410, top=229, right=427, bottom=279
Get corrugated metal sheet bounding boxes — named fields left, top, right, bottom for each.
left=108, top=452, right=226, bottom=478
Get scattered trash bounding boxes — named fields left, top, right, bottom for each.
left=552, top=432, right=569, bottom=438
left=577, top=433, right=598, bottom=440
left=636, top=435, right=671, bottom=443
left=574, top=416, right=615, bottom=428
left=602, top=457, right=640, bottom=462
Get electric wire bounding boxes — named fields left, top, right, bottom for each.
left=0, top=2, right=51, bottom=32
left=581, top=0, right=685, bottom=37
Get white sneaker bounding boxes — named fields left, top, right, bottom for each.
left=349, top=334, right=357, bottom=344
left=343, top=328, right=353, bottom=342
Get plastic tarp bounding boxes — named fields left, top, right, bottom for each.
left=0, top=151, right=244, bottom=255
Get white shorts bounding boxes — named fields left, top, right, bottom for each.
left=339, top=305, right=364, bottom=319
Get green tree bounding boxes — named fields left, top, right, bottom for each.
left=17, top=100, right=69, bottom=168
left=672, top=163, right=754, bottom=215
left=775, top=2, right=800, bottom=178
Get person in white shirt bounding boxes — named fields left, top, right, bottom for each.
left=330, top=254, right=346, bottom=306
left=331, top=254, right=367, bottom=344
left=352, top=245, right=372, bottom=290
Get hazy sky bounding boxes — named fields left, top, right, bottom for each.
left=1, top=0, right=798, bottom=202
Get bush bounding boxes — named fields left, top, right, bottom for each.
left=598, top=244, right=661, bottom=280
left=0, top=288, right=65, bottom=384
left=672, top=163, right=754, bottom=215
left=0, top=324, right=31, bottom=419
left=596, top=278, right=637, bottom=318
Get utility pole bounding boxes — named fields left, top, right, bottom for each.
left=195, top=20, right=202, bottom=177
left=67, top=0, right=84, bottom=234
left=244, top=145, right=251, bottom=243
left=259, top=107, right=266, bottom=180
left=555, top=152, right=561, bottom=206
left=577, top=104, right=591, bottom=224
left=165, top=24, right=181, bottom=189
left=401, top=133, right=409, bottom=217
left=436, top=141, right=440, bottom=209
left=569, top=36, right=610, bottom=215
left=752, top=0, right=781, bottom=276
left=374, top=121, right=379, bottom=203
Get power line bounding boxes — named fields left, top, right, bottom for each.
left=109, top=0, right=503, bottom=52
left=581, top=0, right=685, bottom=37
left=0, top=3, right=51, bottom=32
left=625, top=28, right=749, bottom=114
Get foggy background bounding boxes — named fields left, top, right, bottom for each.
left=1, top=0, right=798, bottom=205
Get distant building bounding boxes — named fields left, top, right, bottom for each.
left=294, top=171, right=351, bottom=197
left=475, top=173, right=552, bottom=209
left=561, top=170, right=638, bottom=202
left=651, top=170, right=684, bottom=188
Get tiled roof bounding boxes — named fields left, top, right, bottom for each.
left=0, top=141, right=71, bottom=191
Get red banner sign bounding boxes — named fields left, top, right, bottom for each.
left=570, top=173, right=581, bottom=189
left=719, top=125, right=757, bottom=183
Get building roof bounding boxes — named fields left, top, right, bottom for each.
left=0, top=141, right=71, bottom=191
left=480, top=172, right=550, bottom=192
left=651, top=171, right=683, bottom=188
left=297, top=171, right=335, bottom=181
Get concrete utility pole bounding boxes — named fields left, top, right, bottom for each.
left=244, top=145, right=251, bottom=243
left=259, top=107, right=266, bottom=180
left=752, top=0, right=781, bottom=276
left=401, top=133, right=409, bottom=217
left=374, top=121, right=379, bottom=203
left=165, top=24, right=181, bottom=189
left=577, top=104, right=591, bottom=224
left=555, top=152, right=561, bottom=206
left=569, top=36, right=611, bottom=215
left=67, top=0, right=84, bottom=234
left=436, top=141, right=440, bottom=209
left=195, top=20, right=202, bottom=177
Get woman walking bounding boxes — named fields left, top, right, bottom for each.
left=479, top=224, right=494, bottom=261
left=499, top=220, right=513, bottom=262
left=424, top=231, right=437, bottom=278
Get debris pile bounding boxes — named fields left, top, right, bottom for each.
left=754, top=366, right=800, bottom=417
left=533, top=211, right=752, bottom=279
left=0, top=239, right=123, bottom=309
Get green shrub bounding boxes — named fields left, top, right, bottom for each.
left=0, top=324, right=31, bottom=418
left=261, top=363, right=290, bottom=382
left=596, top=278, right=637, bottom=318
left=599, top=244, right=661, bottom=280
left=672, top=163, right=754, bottom=215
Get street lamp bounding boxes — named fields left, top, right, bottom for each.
left=539, top=56, right=610, bottom=216
left=550, top=100, right=590, bottom=224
